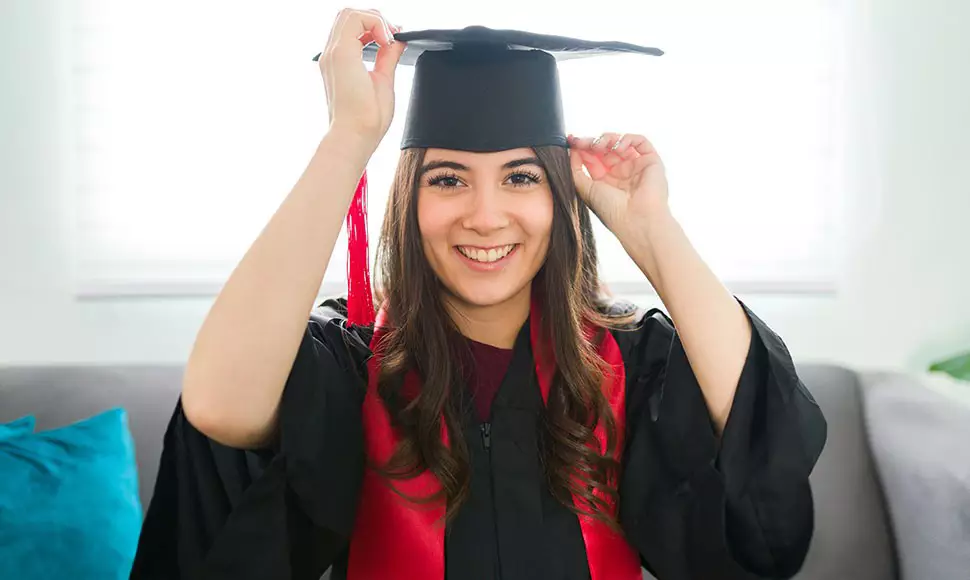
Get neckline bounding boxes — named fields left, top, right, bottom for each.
left=462, top=334, right=514, bottom=353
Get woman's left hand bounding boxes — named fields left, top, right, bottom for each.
left=567, top=132, right=670, bottom=241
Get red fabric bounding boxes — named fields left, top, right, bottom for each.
left=347, top=307, right=448, bottom=580
left=346, top=296, right=641, bottom=579
left=527, top=293, right=641, bottom=580
left=346, top=172, right=375, bottom=327
left=460, top=338, right=514, bottom=423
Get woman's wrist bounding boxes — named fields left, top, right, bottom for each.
left=325, top=123, right=382, bottom=161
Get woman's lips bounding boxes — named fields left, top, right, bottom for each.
left=454, top=244, right=519, bottom=272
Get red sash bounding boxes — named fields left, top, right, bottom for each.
left=346, top=297, right=641, bottom=579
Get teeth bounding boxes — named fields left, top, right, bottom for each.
left=459, top=244, right=515, bottom=263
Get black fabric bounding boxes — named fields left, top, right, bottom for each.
left=446, top=320, right=592, bottom=580
left=312, top=26, right=663, bottom=153
left=130, top=296, right=826, bottom=580
left=615, top=300, right=826, bottom=579
left=355, top=26, right=664, bottom=66
left=399, top=46, right=568, bottom=152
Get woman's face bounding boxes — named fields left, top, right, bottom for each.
left=417, top=147, right=554, bottom=308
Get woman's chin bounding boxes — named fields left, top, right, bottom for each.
left=446, top=280, right=527, bottom=309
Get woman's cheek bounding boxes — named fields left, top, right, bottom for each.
left=522, top=190, right=554, bottom=252
left=417, top=193, right=461, bottom=269
left=417, top=192, right=446, bottom=242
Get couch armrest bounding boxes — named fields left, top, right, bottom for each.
left=861, top=370, right=970, bottom=580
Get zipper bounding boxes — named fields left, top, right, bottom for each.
left=480, top=420, right=502, bottom=577
left=480, top=421, right=492, bottom=450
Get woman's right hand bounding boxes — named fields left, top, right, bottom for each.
left=319, top=8, right=405, bottom=148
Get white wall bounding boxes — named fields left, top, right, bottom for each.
left=2, top=0, right=968, bottom=372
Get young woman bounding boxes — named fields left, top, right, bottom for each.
left=131, top=9, right=826, bottom=580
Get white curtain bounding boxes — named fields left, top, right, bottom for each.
left=72, top=0, right=845, bottom=297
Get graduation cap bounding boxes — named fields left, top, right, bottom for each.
left=312, top=27, right=663, bottom=326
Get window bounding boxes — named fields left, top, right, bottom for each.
left=73, top=1, right=845, bottom=297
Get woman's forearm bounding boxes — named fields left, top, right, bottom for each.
left=620, top=208, right=753, bottom=434
left=182, top=129, right=375, bottom=449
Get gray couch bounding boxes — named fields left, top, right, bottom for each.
left=1, top=363, right=967, bottom=579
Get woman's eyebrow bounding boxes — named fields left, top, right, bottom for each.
left=502, top=157, right=543, bottom=170
left=419, top=160, right=468, bottom=174
left=419, top=157, right=543, bottom=175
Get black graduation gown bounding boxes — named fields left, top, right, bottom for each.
left=130, top=296, right=826, bottom=580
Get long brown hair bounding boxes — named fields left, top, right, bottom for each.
left=372, top=145, right=635, bottom=531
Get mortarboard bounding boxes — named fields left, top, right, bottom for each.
left=312, top=27, right=663, bottom=326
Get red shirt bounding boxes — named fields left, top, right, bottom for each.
left=459, top=336, right=514, bottom=423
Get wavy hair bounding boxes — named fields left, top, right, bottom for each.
left=372, top=144, right=636, bottom=531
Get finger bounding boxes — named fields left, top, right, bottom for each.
left=609, top=133, right=628, bottom=153
left=578, top=149, right=610, bottom=180
left=591, top=132, right=623, bottom=154
left=356, top=23, right=402, bottom=47
left=615, top=143, right=643, bottom=161
left=331, top=8, right=395, bottom=52
left=567, top=134, right=600, bottom=150
left=600, top=149, right=628, bottom=169
left=355, top=8, right=396, bottom=46
left=610, top=133, right=635, bottom=155
left=609, top=143, right=656, bottom=179
left=569, top=147, right=594, bottom=198
left=569, top=134, right=627, bottom=170
left=571, top=149, right=613, bottom=218
left=569, top=135, right=625, bottom=169
left=606, top=155, right=638, bottom=180
left=372, top=28, right=406, bottom=81
left=619, top=133, right=659, bottom=157
left=633, top=153, right=658, bottom=175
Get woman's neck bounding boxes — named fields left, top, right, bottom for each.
left=444, top=284, right=531, bottom=350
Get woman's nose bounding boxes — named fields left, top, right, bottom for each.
left=461, top=187, right=510, bottom=234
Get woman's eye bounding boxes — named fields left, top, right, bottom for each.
left=427, top=171, right=541, bottom=189
left=507, top=171, right=542, bottom=187
left=427, top=174, right=462, bottom=189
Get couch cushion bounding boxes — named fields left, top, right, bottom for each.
left=921, top=370, right=970, bottom=410
left=0, top=363, right=902, bottom=579
left=0, top=366, right=182, bottom=510
left=861, top=371, right=970, bottom=580
left=0, top=408, right=142, bottom=578
left=792, top=364, right=898, bottom=580
left=0, top=415, right=35, bottom=440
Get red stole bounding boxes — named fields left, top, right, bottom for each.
left=345, top=298, right=642, bottom=579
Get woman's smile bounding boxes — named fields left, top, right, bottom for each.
left=454, top=243, right=520, bottom=271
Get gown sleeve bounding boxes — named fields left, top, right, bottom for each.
left=129, top=298, right=370, bottom=580
left=613, top=297, right=827, bottom=580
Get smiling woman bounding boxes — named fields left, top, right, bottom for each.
left=372, top=139, right=639, bottom=541
left=413, top=148, right=554, bottom=334
left=131, top=13, right=826, bottom=580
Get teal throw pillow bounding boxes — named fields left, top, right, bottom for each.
left=0, top=408, right=142, bottom=579
left=0, top=415, right=35, bottom=440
